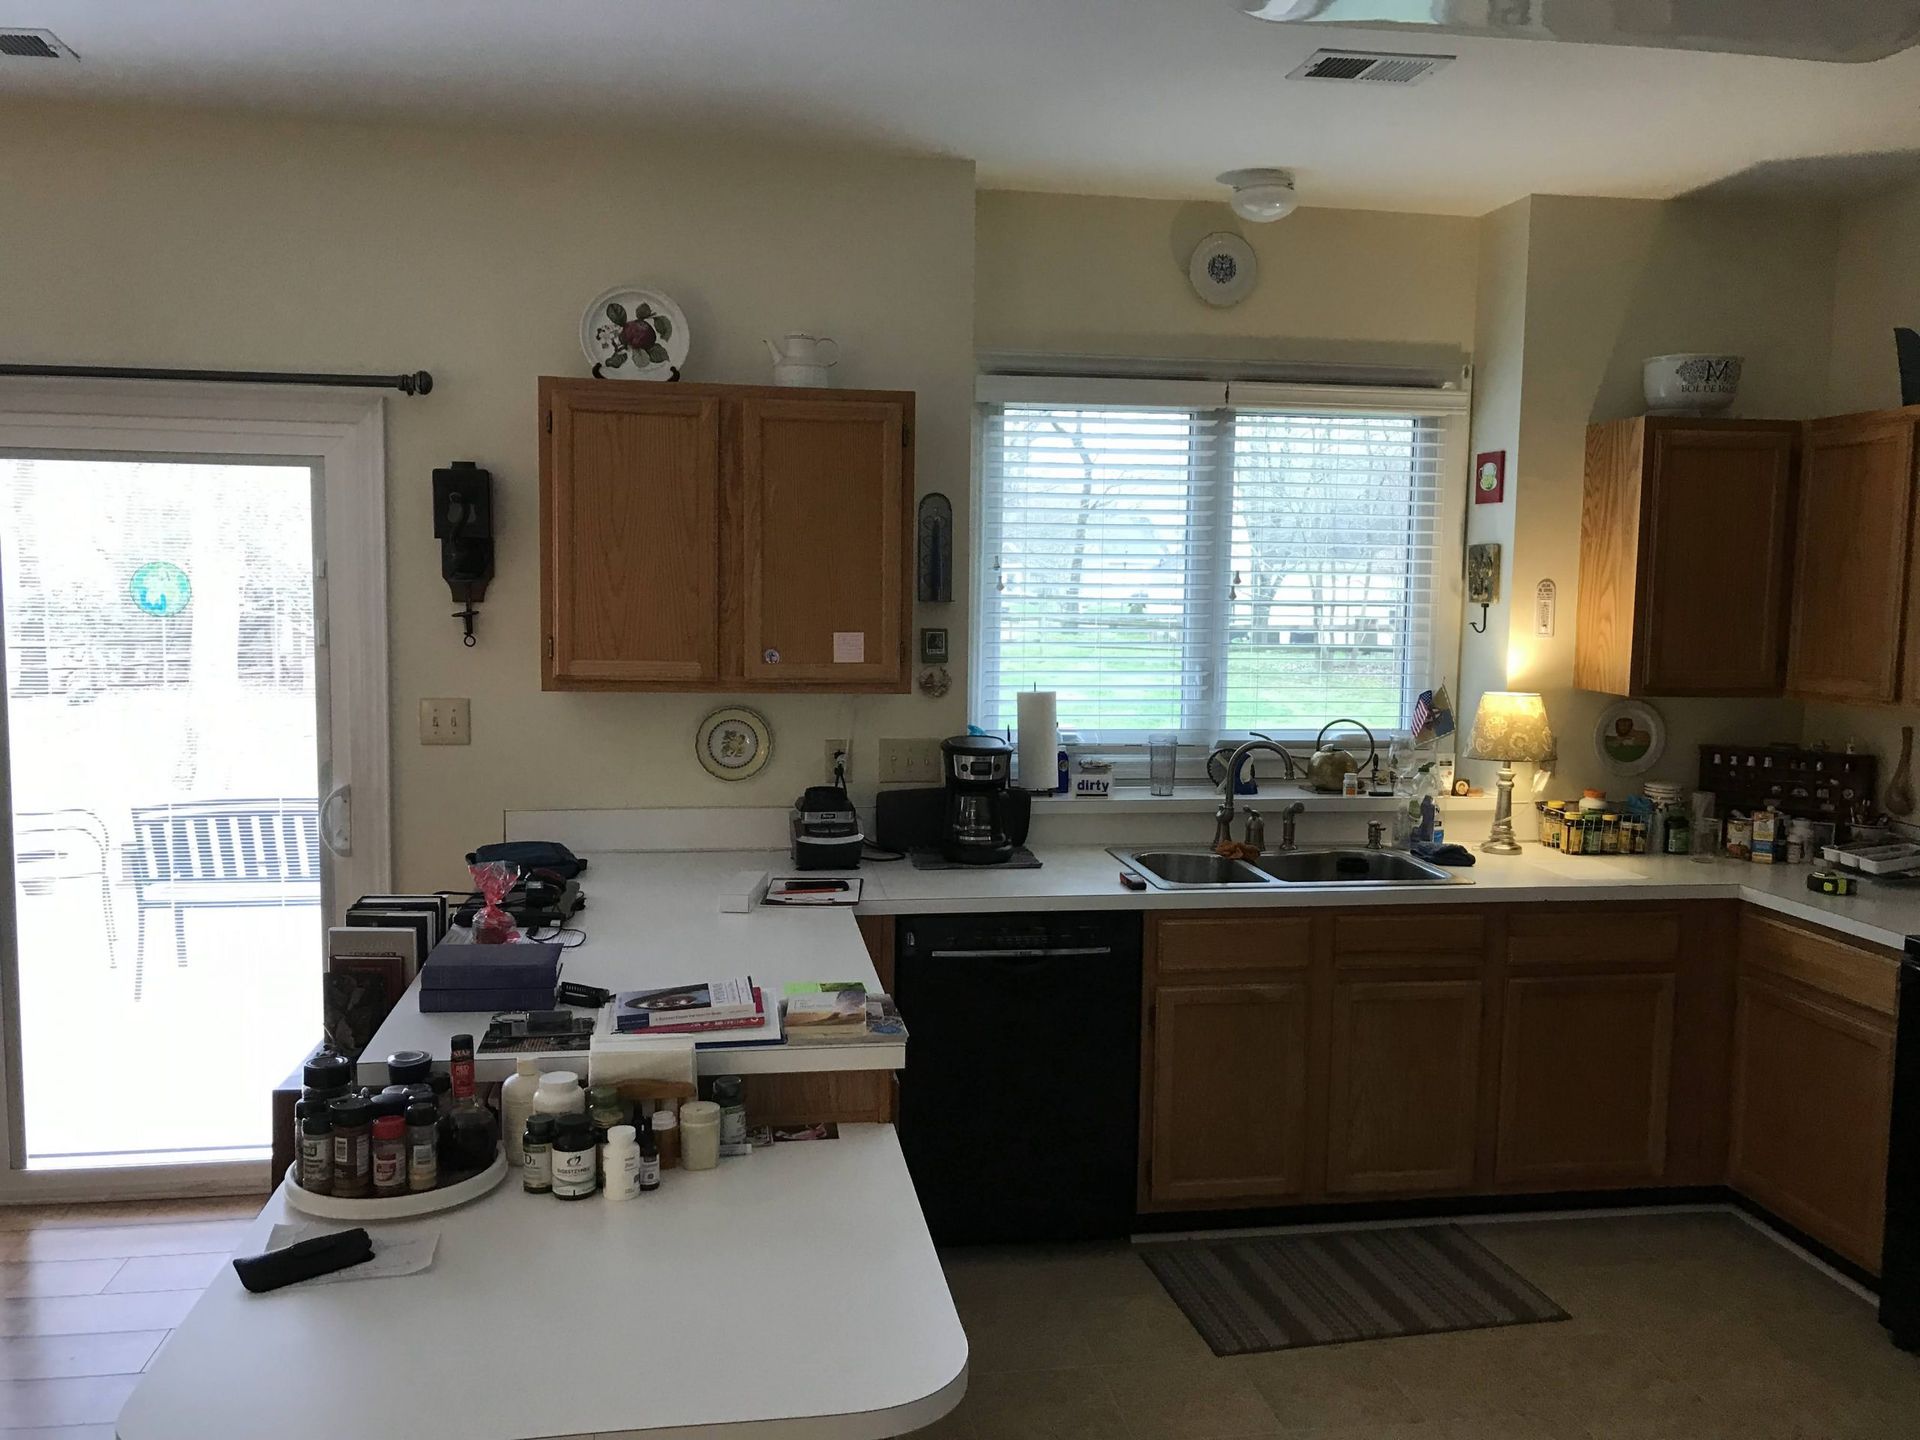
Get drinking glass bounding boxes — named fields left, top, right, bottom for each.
left=1148, top=733, right=1179, bottom=796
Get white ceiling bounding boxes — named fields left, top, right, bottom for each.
left=8, top=1, right=1920, bottom=215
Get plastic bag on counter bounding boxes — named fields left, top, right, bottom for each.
left=469, top=860, right=523, bottom=944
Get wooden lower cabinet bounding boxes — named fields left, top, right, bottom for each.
left=1147, top=981, right=1309, bottom=1205
left=1729, top=973, right=1894, bottom=1271
left=1326, top=978, right=1481, bottom=1194
left=1495, top=971, right=1676, bottom=1188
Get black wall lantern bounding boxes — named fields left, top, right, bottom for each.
left=434, top=461, right=494, bottom=646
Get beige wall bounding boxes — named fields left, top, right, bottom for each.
left=0, top=101, right=977, bottom=890
left=1807, top=176, right=1920, bottom=797
left=1828, top=178, right=1920, bottom=414
left=1463, top=195, right=1838, bottom=806
left=1458, top=199, right=1531, bottom=786
left=975, top=190, right=1478, bottom=368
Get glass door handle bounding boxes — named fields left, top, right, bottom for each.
left=321, top=783, right=353, bottom=857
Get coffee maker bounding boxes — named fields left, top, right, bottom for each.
left=941, top=735, right=1016, bottom=865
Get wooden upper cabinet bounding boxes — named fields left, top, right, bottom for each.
left=539, top=378, right=914, bottom=692
left=1576, top=418, right=1798, bottom=697
left=1787, top=411, right=1918, bottom=703
left=542, top=384, right=722, bottom=686
left=737, top=397, right=909, bottom=685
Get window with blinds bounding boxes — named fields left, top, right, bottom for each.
left=975, top=399, right=1449, bottom=744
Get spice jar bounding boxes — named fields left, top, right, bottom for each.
left=297, top=1106, right=333, bottom=1196
left=680, top=1100, right=722, bottom=1172
left=371, top=1115, right=408, bottom=1197
left=550, top=1114, right=597, bottom=1200
left=651, top=1107, right=680, bottom=1171
left=406, top=1102, right=439, bottom=1193
left=384, top=1049, right=432, bottom=1087
left=327, top=1095, right=374, bottom=1198
left=304, top=1051, right=354, bottom=1097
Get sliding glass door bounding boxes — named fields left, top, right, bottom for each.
left=0, top=384, right=390, bottom=1198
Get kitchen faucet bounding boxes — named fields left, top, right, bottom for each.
left=1213, top=738, right=1306, bottom=850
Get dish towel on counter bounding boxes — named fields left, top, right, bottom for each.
left=1411, top=841, right=1476, bottom=867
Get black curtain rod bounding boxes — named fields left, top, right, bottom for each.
left=0, top=364, right=433, bottom=395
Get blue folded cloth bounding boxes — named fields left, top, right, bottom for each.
left=1411, top=841, right=1476, bottom=867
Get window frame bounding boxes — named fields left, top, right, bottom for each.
left=970, top=374, right=1469, bottom=760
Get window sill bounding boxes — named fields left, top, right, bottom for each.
left=1028, top=785, right=1496, bottom=815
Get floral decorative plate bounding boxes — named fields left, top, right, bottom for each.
left=696, top=706, right=773, bottom=781
left=580, top=285, right=691, bottom=380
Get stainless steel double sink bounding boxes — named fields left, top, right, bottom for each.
left=1109, top=846, right=1463, bottom=890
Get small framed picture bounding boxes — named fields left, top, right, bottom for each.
left=919, top=627, right=949, bottom=664
left=1474, top=450, right=1506, bottom=505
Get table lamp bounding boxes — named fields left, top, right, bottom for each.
left=1465, top=691, right=1554, bottom=854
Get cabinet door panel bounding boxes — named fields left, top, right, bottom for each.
left=1496, top=973, right=1675, bottom=1188
left=1149, top=983, right=1308, bottom=1205
left=1640, top=425, right=1796, bottom=695
left=1787, top=417, right=1915, bottom=703
left=1730, top=975, right=1893, bottom=1272
left=545, top=390, right=721, bottom=684
left=738, top=398, right=907, bottom=686
left=1327, top=979, right=1481, bottom=1194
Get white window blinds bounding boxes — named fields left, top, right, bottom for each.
left=975, top=400, right=1450, bottom=744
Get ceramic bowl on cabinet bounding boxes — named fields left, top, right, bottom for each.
left=1643, top=353, right=1743, bottom=414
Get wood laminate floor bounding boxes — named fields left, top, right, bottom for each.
left=0, top=1197, right=263, bottom=1436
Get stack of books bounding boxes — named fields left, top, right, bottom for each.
left=614, top=977, right=765, bottom=1036
left=783, top=982, right=872, bottom=1045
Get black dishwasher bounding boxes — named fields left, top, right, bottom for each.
left=894, top=911, right=1141, bottom=1245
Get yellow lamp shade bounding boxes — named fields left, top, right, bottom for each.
left=1465, top=691, right=1554, bottom=764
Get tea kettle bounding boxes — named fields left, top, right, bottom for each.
left=764, top=333, right=840, bottom=387
left=1307, top=718, right=1378, bottom=793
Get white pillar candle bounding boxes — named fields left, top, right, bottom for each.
left=1015, top=690, right=1058, bottom=793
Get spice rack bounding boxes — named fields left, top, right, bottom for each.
left=283, top=1150, right=509, bottom=1220
left=1698, top=744, right=1877, bottom=826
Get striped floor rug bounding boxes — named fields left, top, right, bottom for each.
left=1140, top=1224, right=1568, bottom=1356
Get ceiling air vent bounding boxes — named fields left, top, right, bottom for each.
left=1286, top=48, right=1450, bottom=84
left=0, top=28, right=78, bottom=60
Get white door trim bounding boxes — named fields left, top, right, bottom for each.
left=0, top=379, right=392, bottom=1200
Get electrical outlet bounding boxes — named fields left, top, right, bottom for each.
left=419, top=697, right=471, bottom=746
left=878, top=737, right=942, bottom=785
left=824, top=738, right=850, bottom=786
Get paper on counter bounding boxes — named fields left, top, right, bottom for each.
left=266, top=1224, right=439, bottom=1286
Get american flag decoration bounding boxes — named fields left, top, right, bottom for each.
left=1410, top=689, right=1435, bottom=740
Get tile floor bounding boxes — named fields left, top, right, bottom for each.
left=0, top=1196, right=262, bottom=1436
left=2, top=1202, right=1914, bottom=1437
left=929, top=1212, right=1920, bottom=1440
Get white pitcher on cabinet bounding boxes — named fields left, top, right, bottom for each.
left=764, top=333, right=840, bottom=387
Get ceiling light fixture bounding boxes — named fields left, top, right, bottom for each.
left=1217, top=168, right=1298, bottom=222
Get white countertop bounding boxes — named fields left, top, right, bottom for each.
left=119, top=1125, right=966, bottom=1440
left=361, top=861, right=901, bottom=1082
left=366, top=841, right=1916, bottom=1083
left=842, top=844, right=1920, bottom=951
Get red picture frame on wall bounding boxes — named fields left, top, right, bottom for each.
left=1474, top=450, right=1506, bottom=505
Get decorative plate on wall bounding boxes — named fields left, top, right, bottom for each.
left=1594, top=698, right=1666, bottom=776
left=580, top=285, right=691, bottom=380
left=1189, top=232, right=1258, bottom=307
left=696, top=706, right=773, bottom=781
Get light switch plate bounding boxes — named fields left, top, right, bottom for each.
left=419, top=697, right=471, bottom=746
left=878, top=738, right=942, bottom=785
